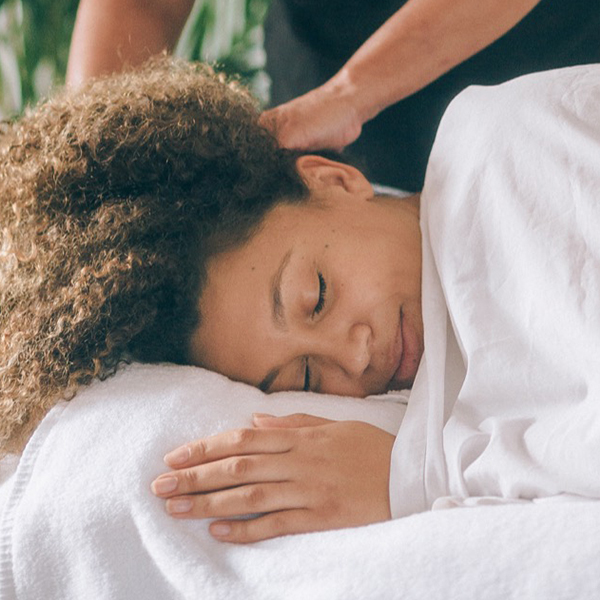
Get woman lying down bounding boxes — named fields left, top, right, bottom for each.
left=1, top=58, right=599, bottom=544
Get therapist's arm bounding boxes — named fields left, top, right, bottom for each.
left=66, top=0, right=194, bottom=86
left=261, top=0, right=541, bottom=151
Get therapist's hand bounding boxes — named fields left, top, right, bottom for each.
left=260, top=77, right=364, bottom=152
left=151, top=414, right=394, bottom=543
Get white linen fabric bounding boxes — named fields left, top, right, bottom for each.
left=391, top=65, right=600, bottom=517
left=2, top=363, right=600, bottom=599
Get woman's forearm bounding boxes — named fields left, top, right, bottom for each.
left=334, top=0, right=541, bottom=123
left=66, top=0, right=194, bottom=86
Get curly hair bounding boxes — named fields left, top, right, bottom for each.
left=0, top=57, right=308, bottom=456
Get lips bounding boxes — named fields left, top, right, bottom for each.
left=391, top=361, right=405, bottom=388
left=385, top=308, right=405, bottom=390
left=387, top=306, right=420, bottom=391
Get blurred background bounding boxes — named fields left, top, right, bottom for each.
left=0, top=0, right=271, bottom=118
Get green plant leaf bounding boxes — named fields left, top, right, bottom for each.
left=1, top=0, right=271, bottom=117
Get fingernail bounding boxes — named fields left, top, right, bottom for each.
left=252, top=413, right=275, bottom=419
left=151, top=476, right=178, bottom=495
left=166, top=498, right=193, bottom=514
left=164, top=446, right=191, bottom=466
left=210, top=523, right=231, bottom=537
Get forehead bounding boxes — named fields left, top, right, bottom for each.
left=190, top=196, right=350, bottom=379
left=191, top=204, right=305, bottom=382
left=222, top=198, right=337, bottom=267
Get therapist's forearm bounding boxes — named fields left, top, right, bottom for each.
left=66, top=0, right=194, bottom=86
left=334, top=0, right=541, bottom=124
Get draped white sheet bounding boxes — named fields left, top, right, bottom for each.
left=391, top=64, right=600, bottom=517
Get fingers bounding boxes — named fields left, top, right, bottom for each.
left=163, top=426, right=294, bottom=468
left=163, top=414, right=333, bottom=469
left=152, top=419, right=394, bottom=543
left=252, top=412, right=333, bottom=429
left=209, top=509, right=331, bottom=544
left=258, top=108, right=277, bottom=133
left=162, top=482, right=304, bottom=522
left=152, top=453, right=293, bottom=497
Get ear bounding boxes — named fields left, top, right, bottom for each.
left=295, top=155, right=373, bottom=199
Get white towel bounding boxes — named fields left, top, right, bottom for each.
left=0, top=363, right=406, bottom=599
left=2, top=363, right=599, bottom=599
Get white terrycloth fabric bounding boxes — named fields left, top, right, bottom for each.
left=391, top=65, right=600, bottom=517
left=0, top=364, right=407, bottom=599
left=2, top=363, right=600, bottom=599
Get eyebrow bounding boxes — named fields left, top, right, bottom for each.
left=259, top=249, right=293, bottom=392
left=271, top=248, right=293, bottom=329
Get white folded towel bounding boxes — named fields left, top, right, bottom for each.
left=0, top=363, right=407, bottom=599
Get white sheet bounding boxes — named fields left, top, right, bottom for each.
left=391, top=64, right=600, bottom=517
left=2, top=363, right=599, bottom=599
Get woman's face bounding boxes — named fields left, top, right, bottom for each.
left=189, top=156, right=423, bottom=397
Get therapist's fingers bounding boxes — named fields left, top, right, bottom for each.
left=152, top=453, right=294, bottom=497
left=163, top=481, right=304, bottom=520
left=259, top=86, right=362, bottom=152
left=163, top=427, right=295, bottom=468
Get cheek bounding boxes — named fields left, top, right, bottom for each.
left=350, top=258, right=417, bottom=310
left=342, top=248, right=396, bottom=294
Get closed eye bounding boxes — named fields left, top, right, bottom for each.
left=313, top=272, right=327, bottom=316
left=303, top=357, right=311, bottom=391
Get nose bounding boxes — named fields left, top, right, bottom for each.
left=332, top=322, right=372, bottom=378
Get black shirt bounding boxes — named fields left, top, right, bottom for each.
left=265, top=0, right=600, bottom=191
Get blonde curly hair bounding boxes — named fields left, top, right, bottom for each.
left=0, top=57, right=308, bottom=456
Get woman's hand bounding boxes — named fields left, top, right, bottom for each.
left=151, top=414, right=395, bottom=543
left=260, top=0, right=543, bottom=156
left=260, top=77, right=364, bottom=153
